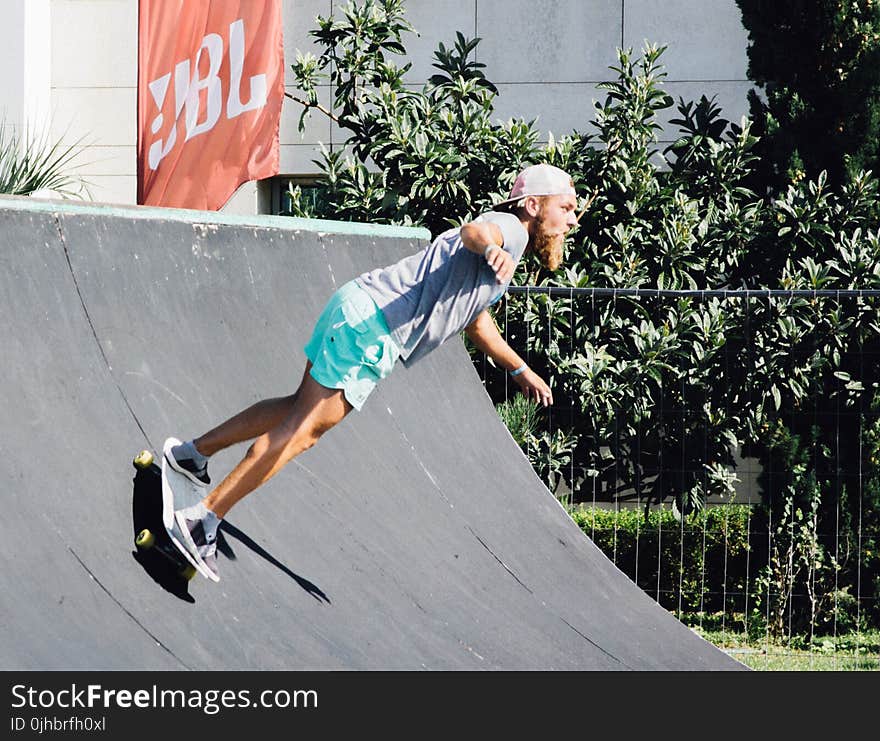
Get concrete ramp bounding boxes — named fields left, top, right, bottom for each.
left=0, top=197, right=743, bottom=670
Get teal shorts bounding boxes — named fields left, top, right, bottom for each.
left=304, top=280, right=401, bottom=411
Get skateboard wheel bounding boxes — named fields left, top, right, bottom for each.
left=180, top=565, right=197, bottom=581
left=133, top=450, right=155, bottom=469
left=135, top=529, right=155, bottom=550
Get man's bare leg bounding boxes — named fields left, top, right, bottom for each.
left=200, top=366, right=353, bottom=519
left=191, top=363, right=314, bottom=458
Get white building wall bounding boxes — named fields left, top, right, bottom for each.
left=1, top=0, right=51, bottom=135
left=17, top=1, right=751, bottom=210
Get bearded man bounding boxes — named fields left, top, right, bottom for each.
left=162, top=163, right=580, bottom=581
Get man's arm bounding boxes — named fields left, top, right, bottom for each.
left=460, top=221, right=515, bottom=284
left=464, top=310, right=553, bottom=407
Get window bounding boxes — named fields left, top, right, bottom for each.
left=267, top=176, right=326, bottom=216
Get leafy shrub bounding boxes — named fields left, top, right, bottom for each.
left=495, top=393, right=574, bottom=494
left=570, top=504, right=754, bottom=617
left=287, top=0, right=536, bottom=234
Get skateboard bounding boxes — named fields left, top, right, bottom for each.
left=132, top=449, right=198, bottom=581
left=132, top=442, right=218, bottom=582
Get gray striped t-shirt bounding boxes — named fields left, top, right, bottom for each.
left=355, top=211, right=528, bottom=367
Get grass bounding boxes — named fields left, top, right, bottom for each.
left=691, top=627, right=880, bottom=670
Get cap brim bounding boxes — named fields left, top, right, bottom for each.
left=495, top=190, right=575, bottom=206
left=494, top=195, right=520, bottom=206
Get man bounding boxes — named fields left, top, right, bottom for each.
left=164, top=163, right=579, bottom=581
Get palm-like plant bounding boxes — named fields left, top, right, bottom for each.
left=0, top=119, right=89, bottom=198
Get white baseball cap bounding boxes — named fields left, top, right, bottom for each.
left=497, top=163, right=576, bottom=205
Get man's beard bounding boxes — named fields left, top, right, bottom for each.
left=532, top=221, right=564, bottom=271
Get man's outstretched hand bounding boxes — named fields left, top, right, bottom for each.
left=513, top=368, right=553, bottom=407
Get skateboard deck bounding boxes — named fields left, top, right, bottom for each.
left=160, top=437, right=218, bottom=581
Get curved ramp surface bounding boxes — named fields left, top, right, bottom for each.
left=0, top=197, right=743, bottom=670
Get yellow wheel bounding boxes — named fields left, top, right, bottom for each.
left=135, top=529, right=155, bottom=550
left=133, top=450, right=155, bottom=469
left=179, top=564, right=197, bottom=581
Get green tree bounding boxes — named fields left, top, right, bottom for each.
left=288, top=0, right=537, bottom=234
left=736, top=0, right=880, bottom=190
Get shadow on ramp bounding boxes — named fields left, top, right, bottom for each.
left=219, top=522, right=331, bottom=605
left=130, top=465, right=330, bottom=605
left=130, top=466, right=196, bottom=602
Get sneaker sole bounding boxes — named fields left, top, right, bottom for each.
left=161, top=438, right=220, bottom=582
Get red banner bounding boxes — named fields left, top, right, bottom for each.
left=137, top=1, right=284, bottom=210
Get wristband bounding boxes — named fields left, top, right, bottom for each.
left=483, top=243, right=501, bottom=260
left=509, top=363, right=528, bottom=377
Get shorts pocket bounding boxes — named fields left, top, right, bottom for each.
left=362, top=334, right=399, bottom=376
left=340, top=291, right=377, bottom=333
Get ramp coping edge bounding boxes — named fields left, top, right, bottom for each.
left=0, top=195, right=432, bottom=241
